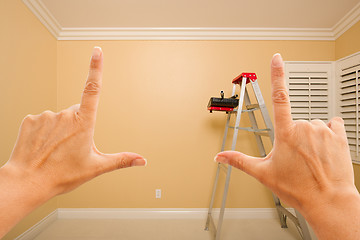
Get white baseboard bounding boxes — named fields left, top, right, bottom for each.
left=15, top=209, right=58, bottom=240
left=57, top=208, right=295, bottom=220
left=16, top=208, right=295, bottom=239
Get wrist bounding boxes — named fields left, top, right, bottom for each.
left=299, top=186, right=360, bottom=240
left=0, top=163, right=51, bottom=208
left=0, top=163, right=53, bottom=238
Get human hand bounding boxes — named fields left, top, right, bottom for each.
left=215, top=54, right=360, bottom=239
left=3, top=47, right=146, bottom=200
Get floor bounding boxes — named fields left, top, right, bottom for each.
left=33, top=218, right=318, bottom=240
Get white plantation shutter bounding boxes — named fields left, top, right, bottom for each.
left=285, top=63, right=334, bottom=122
left=337, top=53, right=360, bottom=164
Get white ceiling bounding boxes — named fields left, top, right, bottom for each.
left=23, top=0, right=360, bottom=40
left=39, top=0, right=359, bottom=28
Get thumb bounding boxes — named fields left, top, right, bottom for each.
left=98, top=152, right=147, bottom=174
left=215, top=151, right=264, bottom=179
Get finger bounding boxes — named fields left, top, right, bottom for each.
left=79, top=47, right=103, bottom=124
left=97, top=152, right=147, bottom=174
left=328, top=117, right=347, bottom=138
left=215, top=151, right=265, bottom=180
left=271, top=53, right=293, bottom=135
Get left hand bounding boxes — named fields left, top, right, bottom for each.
left=4, top=47, right=147, bottom=200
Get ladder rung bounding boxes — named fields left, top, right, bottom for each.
left=219, top=163, right=228, bottom=173
left=242, top=108, right=258, bottom=113
left=246, top=104, right=260, bottom=110
left=229, top=126, right=270, bottom=133
left=228, top=126, right=271, bottom=137
left=229, top=108, right=259, bottom=113
left=254, top=131, right=270, bottom=137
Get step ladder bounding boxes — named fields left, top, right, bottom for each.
left=204, top=73, right=312, bottom=240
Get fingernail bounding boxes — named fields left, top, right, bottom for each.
left=92, top=47, right=102, bottom=60
left=272, top=53, right=283, bottom=68
left=131, top=158, right=147, bottom=167
left=214, top=154, right=227, bottom=164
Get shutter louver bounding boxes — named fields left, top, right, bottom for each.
left=288, top=71, right=329, bottom=121
left=339, top=61, right=360, bottom=164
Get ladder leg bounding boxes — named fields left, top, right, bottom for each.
left=244, top=89, right=288, bottom=228
left=215, top=77, right=246, bottom=239
left=249, top=80, right=312, bottom=239
left=205, top=163, right=221, bottom=231
left=272, top=194, right=288, bottom=228
left=205, top=114, right=232, bottom=231
left=221, top=114, right=232, bottom=152
left=216, top=165, right=232, bottom=240
left=295, top=209, right=312, bottom=240
left=231, top=77, right=247, bottom=150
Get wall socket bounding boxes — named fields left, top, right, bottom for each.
left=156, top=189, right=161, bottom=199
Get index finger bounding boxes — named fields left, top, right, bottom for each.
left=79, top=47, right=103, bottom=123
left=271, top=53, right=293, bottom=135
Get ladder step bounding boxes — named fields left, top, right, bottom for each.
left=242, top=108, right=259, bottom=113
left=254, top=131, right=270, bottom=137
left=230, top=108, right=259, bottom=113
left=246, top=104, right=260, bottom=110
left=229, top=126, right=270, bottom=133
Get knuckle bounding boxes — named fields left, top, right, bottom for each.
left=117, top=153, right=130, bottom=169
left=24, top=114, right=34, bottom=120
left=84, top=81, right=101, bottom=95
left=56, top=110, right=70, bottom=121
left=272, top=89, right=289, bottom=104
left=310, top=119, right=324, bottom=125
left=332, top=116, right=344, bottom=124
left=41, top=110, right=55, bottom=118
left=90, top=59, right=101, bottom=69
left=22, top=114, right=35, bottom=125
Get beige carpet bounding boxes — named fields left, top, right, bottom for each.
left=33, top=218, right=317, bottom=240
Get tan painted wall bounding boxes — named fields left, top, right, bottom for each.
left=335, top=21, right=360, bottom=192
left=0, top=0, right=58, bottom=239
left=56, top=41, right=335, bottom=208
left=336, top=21, right=360, bottom=60
left=4, top=0, right=360, bottom=237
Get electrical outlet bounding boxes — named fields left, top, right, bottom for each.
left=156, top=189, right=161, bottom=199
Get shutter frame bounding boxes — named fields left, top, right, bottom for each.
left=337, top=53, right=360, bottom=165
left=285, top=62, right=333, bottom=122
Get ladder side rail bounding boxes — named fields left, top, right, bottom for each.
left=231, top=77, right=248, bottom=150
left=205, top=113, right=232, bottom=231
left=215, top=78, right=247, bottom=240
left=221, top=114, right=232, bottom=152
left=251, top=80, right=275, bottom=142
left=295, top=209, right=312, bottom=240
left=215, top=165, right=232, bottom=240
left=251, top=79, right=312, bottom=239
left=231, top=83, right=237, bottom=97
left=205, top=164, right=221, bottom=231
left=245, top=88, right=288, bottom=227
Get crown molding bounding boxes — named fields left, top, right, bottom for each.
left=57, top=27, right=335, bottom=41
left=333, top=1, right=360, bottom=39
left=23, top=0, right=360, bottom=41
left=22, top=0, right=61, bottom=38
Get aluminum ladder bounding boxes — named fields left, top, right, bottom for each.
left=204, top=73, right=312, bottom=240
